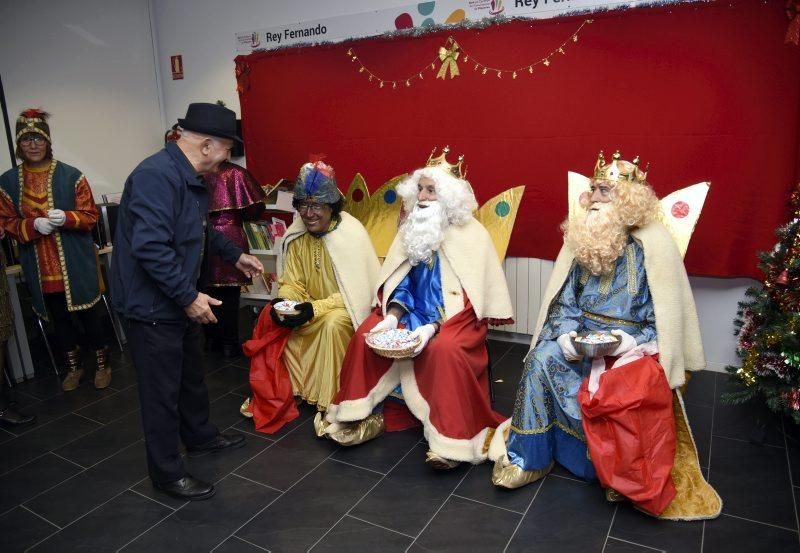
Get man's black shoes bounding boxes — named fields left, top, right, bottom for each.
left=187, top=432, right=246, bottom=457
left=0, top=407, right=36, bottom=428
left=154, top=475, right=215, bottom=501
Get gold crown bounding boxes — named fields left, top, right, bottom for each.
left=593, top=150, right=648, bottom=184
left=426, top=146, right=466, bottom=179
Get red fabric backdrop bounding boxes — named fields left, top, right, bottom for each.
left=236, top=1, right=800, bottom=279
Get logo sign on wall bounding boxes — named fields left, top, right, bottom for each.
left=171, top=55, right=184, bottom=80
left=235, top=0, right=691, bottom=53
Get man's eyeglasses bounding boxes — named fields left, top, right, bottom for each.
left=297, top=202, right=327, bottom=214
left=19, top=136, right=46, bottom=146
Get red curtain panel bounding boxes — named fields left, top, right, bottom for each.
left=236, top=1, right=800, bottom=279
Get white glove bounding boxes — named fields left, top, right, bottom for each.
left=34, top=217, right=56, bottom=235
left=369, top=313, right=398, bottom=333
left=411, top=323, right=437, bottom=355
left=610, top=329, right=637, bottom=356
left=47, top=209, right=66, bottom=227
left=557, top=331, right=582, bottom=362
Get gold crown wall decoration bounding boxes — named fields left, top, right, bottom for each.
left=342, top=170, right=524, bottom=260
left=426, top=146, right=466, bottom=179
left=593, top=150, right=649, bottom=185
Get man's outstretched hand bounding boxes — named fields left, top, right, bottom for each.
left=236, top=253, right=264, bottom=278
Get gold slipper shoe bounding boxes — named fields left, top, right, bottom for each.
left=425, top=450, right=460, bottom=470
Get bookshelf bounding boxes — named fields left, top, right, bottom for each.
left=240, top=199, right=295, bottom=305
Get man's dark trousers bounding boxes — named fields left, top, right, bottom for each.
left=126, top=318, right=218, bottom=483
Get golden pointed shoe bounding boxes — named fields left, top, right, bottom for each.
left=62, top=349, right=83, bottom=392
left=240, top=397, right=254, bottom=418
left=93, top=347, right=112, bottom=389
left=327, top=413, right=384, bottom=446
left=425, top=450, right=460, bottom=470
left=313, top=412, right=334, bottom=437
left=605, top=488, right=626, bottom=503
left=491, top=456, right=554, bottom=489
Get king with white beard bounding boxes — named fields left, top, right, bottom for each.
left=315, top=150, right=514, bottom=469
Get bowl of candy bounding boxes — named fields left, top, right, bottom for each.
left=571, top=330, right=620, bottom=358
left=365, top=328, right=421, bottom=359
left=272, top=300, right=300, bottom=320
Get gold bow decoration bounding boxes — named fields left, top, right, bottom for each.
left=437, top=40, right=460, bottom=79
left=345, top=20, right=592, bottom=89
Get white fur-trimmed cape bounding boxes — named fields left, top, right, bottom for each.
left=530, top=221, right=705, bottom=389
left=279, top=211, right=380, bottom=329
left=378, top=217, right=513, bottom=324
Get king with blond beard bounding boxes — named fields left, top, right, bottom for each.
left=315, top=149, right=514, bottom=469
left=490, top=151, right=720, bottom=521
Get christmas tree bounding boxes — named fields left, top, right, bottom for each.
left=725, top=182, right=800, bottom=422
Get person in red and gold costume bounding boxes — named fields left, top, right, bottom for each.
left=203, top=161, right=266, bottom=358
left=490, top=151, right=721, bottom=521
left=315, top=149, right=514, bottom=469
left=0, top=109, right=111, bottom=391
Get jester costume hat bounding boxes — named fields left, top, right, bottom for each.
left=16, top=109, right=52, bottom=143
left=294, top=158, right=343, bottom=205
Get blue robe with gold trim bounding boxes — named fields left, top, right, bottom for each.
left=507, top=240, right=656, bottom=479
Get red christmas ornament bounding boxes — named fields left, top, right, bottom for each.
left=777, top=270, right=790, bottom=285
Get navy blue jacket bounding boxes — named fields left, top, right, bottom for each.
left=111, top=143, right=243, bottom=322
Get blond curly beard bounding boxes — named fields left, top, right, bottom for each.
left=564, top=203, right=629, bottom=276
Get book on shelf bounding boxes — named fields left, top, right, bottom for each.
left=244, top=216, right=289, bottom=253
left=268, top=217, right=287, bottom=241
left=244, top=222, right=273, bottom=251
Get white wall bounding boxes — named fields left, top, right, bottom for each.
left=0, top=0, right=164, bottom=198
left=148, top=0, right=753, bottom=372
left=0, top=95, right=12, bottom=173
left=690, top=276, right=754, bottom=372
left=151, top=0, right=410, bottom=127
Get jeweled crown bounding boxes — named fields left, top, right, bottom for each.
left=593, top=150, right=648, bottom=184
left=426, top=146, right=466, bottom=179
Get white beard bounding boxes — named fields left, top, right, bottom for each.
left=564, top=202, right=628, bottom=276
left=400, top=201, right=448, bottom=266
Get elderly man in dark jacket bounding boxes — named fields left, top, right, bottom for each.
left=112, top=103, right=263, bottom=501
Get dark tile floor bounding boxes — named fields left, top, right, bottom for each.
left=1, top=339, right=799, bottom=552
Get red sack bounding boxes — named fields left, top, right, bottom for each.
left=243, top=306, right=298, bottom=434
left=578, top=355, right=676, bottom=516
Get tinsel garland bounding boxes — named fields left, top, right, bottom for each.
left=345, top=19, right=593, bottom=89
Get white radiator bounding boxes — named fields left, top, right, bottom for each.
left=491, top=257, right=554, bottom=335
